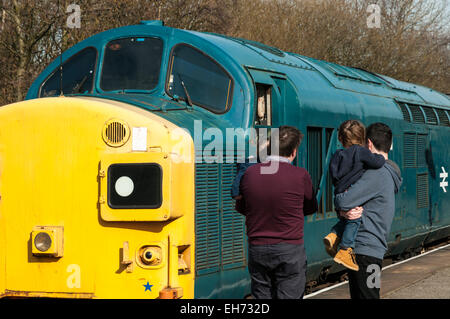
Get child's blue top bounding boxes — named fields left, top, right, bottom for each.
left=329, top=145, right=385, bottom=194
left=231, top=162, right=257, bottom=198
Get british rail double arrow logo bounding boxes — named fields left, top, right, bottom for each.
left=440, top=167, right=448, bottom=193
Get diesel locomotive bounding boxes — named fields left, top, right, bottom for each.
left=0, top=20, right=449, bottom=298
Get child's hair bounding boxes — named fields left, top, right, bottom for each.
left=338, top=120, right=366, bottom=148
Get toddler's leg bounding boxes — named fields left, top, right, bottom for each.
left=331, top=218, right=346, bottom=238
left=324, top=219, right=345, bottom=257
left=339, top=218, right=362, bottom=249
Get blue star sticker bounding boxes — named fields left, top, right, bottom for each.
left=143, top=282, right=153, bottom=292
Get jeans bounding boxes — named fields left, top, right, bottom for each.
left=331, top=217, right=362, bottom=249
left=348, top=254, right=383, bottom=299
left=248, top=243, right=307, bottom=299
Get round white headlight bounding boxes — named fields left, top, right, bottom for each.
left=115, top=176, right=134, bottom=197
left=34, top=232, right=52, bottom=252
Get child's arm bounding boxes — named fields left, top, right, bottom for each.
left=328, top=151, right=341, bottom=185
left=231, top=162, right=254, bottom=199
left=359, top=146, right=385, bottom=169
left=303, top=171, right=318, bottom=216
left=231, top=164, right=245, bottom=199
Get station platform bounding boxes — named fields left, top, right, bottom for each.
left=305, top=244, right=450, bottom=299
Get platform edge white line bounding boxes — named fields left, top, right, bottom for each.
left=304, top=242, right=450, bottom=299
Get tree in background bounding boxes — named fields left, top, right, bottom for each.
left=229, top=0, right=449, bottom=93
left=0, top=0, right=64, bottom=103
left=0, top=0, right=234, bottom=104
left=0, top=0, right=448, bottom=106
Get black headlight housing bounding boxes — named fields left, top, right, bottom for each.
left=108, top=163, right=162, bottom=209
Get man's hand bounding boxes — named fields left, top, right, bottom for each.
left=339, top=206, right=363, bottom=220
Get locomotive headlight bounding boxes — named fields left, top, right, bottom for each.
left=31, top=226, right=64, bottom=257
left=34, top=232, right=52, bottom=252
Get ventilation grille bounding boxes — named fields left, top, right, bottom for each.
left=422, top=107, right=438, bottom=125
left=195, top=158, right=247, bottom=275
left=398, top=103, right=411, bottom=122
left=403, top=133, right=416, bottom=168
left=416, top=173, right=429, bottom=209
left=195, top=163, right=220, bottom=275
left=397, top=102, right=450, bottom=127
left=221, top=162, right=245, bottom=269
left=436, top=109, right=450, bottom=126
left=102, top=119, right=130, bottom=147
left=417, top=134, right=427, bottom=167
left=408, top=104, right=425, bottom=123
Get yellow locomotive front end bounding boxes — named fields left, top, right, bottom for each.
left=0, top=96, right=195, bottom=298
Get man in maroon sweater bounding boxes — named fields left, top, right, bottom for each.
left=236, top=126, right=318, bottom=299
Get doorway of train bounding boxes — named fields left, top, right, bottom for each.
left=246, top=68, right=301, bottom=166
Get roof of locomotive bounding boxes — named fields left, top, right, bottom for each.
left=190, top=30, right=449, bottom=109
left=27, top=21, right=450, bottom=110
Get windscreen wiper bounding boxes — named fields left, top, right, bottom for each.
left=177, top=73, right=193, bottom=107
left=72, top=75, right=88, bottom=94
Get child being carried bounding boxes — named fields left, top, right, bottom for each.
left=324, top=120, right=385, bottom=271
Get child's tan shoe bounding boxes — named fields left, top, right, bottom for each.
left=323, top=233, right=340, bottom=257
left=333, top=248, right=359, bottom=271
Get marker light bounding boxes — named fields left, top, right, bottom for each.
left=115, top=176, right=134, bottom=197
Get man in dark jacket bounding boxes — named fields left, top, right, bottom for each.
left=335, top=123, right=403, bottom=299
left=235, top=126, right=318, bottom=299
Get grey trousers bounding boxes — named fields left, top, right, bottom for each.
left=248, top=242, right=307, bottom=299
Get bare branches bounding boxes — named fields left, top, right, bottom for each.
left=230, top=0, right=449, bottom=94
left=0, top=0, right=448, bottom=105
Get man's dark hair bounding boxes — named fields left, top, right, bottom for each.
left=366, top=122, right=392, bottom=153
left=274, top=125, right=304, bottom=157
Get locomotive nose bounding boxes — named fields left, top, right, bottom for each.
left=0, top=96, right=195, bottom=298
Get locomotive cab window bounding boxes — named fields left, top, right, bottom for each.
left=166, top=44, right=233, bottom=113
left=101, top=37, right=163, bottom=92
left=39, top=47, right=97, bottom=97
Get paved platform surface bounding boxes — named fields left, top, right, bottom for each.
left=306, top=245, right=450, bottom=299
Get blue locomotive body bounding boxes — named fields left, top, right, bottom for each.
left=26, top=21, right=450, bottom=298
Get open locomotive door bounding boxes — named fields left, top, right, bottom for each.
left=247, top=68, right=293, bottom=161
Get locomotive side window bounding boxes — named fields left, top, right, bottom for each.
left=307, top=126, right=336, bottom=221
left=166, top=44, right=233, bottom=113
left=101, top=37, right=163, bottom=92
left=307, top=127, right=323, bottom=219
left=39, top=47, right=97, bottom=97
left=254, top=84, right=272, bottom=126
